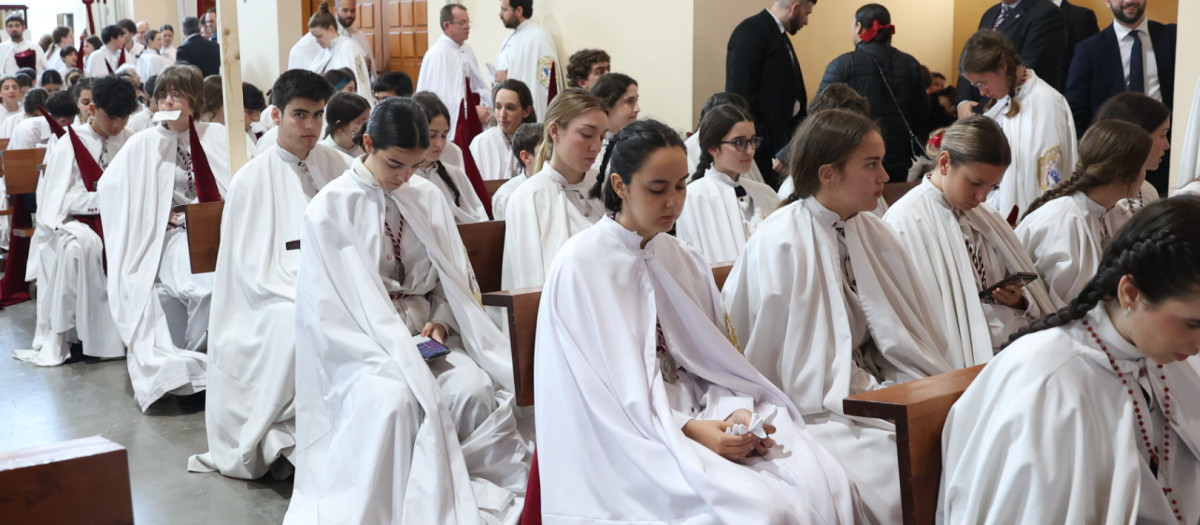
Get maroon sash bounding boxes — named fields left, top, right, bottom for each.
left=188, top=116, right=222, bottom=203
left=452, top=78, right=493, bottom=219
left=13, top=49, right=35, bottom=70
left=67, top=126, right=105, bottom=242
left=37, top=106, right=66, bottom=138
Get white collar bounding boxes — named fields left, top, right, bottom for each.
left=599, top=214, right=660, bottom=254
left=1071, top=191, right=1113, bottom=219
left=1113, top=17, right=1150, bottom=40
left=351, top=156, right=380, bottom=188
left=705, top=168, right=742, bottom=187
left=1076, top=303, right=1143, bottom=363
left=437, top=34, right=464, bottom=50
left=272, top=144, right=309, bottom=164
left=802, top=196, right=849, bottom=228
left=544, top=163, right=593, bottom=192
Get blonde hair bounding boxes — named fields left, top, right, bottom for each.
left=925, top=115, right=1011, bottom=168
left=959, top=30, right=1023, bottom=118
left=534, top=88, right=608, bottom=173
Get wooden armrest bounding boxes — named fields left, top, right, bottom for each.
left=0, top=208, right=12, bottom=216
left=482, top=287, right=543, bottom=406
left=13, top=227, right=34, bottom=238
left=172, top=204, right=188, bottom=214
left=0, top=436, right=133, bottom=524
left=285, top=240, right=300, bottom=250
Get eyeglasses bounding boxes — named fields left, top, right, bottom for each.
left=969, top=79, right=989, bottom=89
left=720, top=136, right=763, bottom=152
left=449, top=19, right=471, bottom=27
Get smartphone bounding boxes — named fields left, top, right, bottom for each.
left=979, top=272, right=1039, bottom=302
left=413, top=336, right=450, bottom=362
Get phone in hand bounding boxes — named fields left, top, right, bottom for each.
left=979, top=272, right=1039, bottom=303
left=413, top=336, right=450, bottom=362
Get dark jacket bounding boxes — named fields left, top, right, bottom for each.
left=176, top=34, right=221, bottom=77
left=958, top=0, right=1067, bottom=103
left=1058, top=0, right=1099, bottom=91
left=726, top=9, right=807, bottom=188
left=819, top=41, right=930, bottom=182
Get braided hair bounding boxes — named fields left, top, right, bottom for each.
left=1022, top=120, right=1151, bottom=219
left=410, top=91, right=462, bottom=205
left=588, top=119, right=685, bottom=212
left=959, top=30, right=1023, bottom=118
left=690, top=104, right=754, bottom=182
left=1007, top=196, right=1200, bottom=346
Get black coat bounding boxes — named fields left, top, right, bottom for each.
left=958, top=0, right=1066, bottom=103
left=819, top=41, right=930, bottom=182
left=725, top=9, right=806, bottom=188
left=176, top=34, right=221, bottom=77
left=1058, top=0, right=1099, bottom=91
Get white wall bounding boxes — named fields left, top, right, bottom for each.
left=1170, top=0, right=1198, bottom=189
left=233, top=0, right=300, bottom=91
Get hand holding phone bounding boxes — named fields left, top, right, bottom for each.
left=413, top=336, right=450, bottom=362
left=980, top=272, right=1038, bottom=305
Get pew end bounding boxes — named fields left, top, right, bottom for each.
left=0, top=436, right=134, bottom=524
left=484, top=179, right=507, bottom=197
left=843, top=364, right=985, bottom=525
left=483, top=287, right=542, bottom=407
left=182, top=201, right=225, bottom=274
left=883, top=181, right=920, bottom=206
left=459, top=221, right=505, bottom=294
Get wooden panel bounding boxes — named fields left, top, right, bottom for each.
left=484, top=179, right=508, bottom=197
left=399, top=0, right=413, bottom=25
left=358, top=1, right=375, bottom=29
left=711, top=263, right=734, bottom=291
left=380, top=0, right=426, bottom=85
left=458, top=220, right=505, bottom=293
left=0, top=436, right=133, bottom=524
left=183, top=201, right=225, bottom=274
left=884, top=181, right=920, bottom=206
left=0, top=138, right=8, bottom=150
left=3, top=148, right=45, bottom=195
left=844, top=364, right=986, bottom=525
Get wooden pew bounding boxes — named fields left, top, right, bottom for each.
left=484, top=179, right=507, bottom=197
left=0, top=436, right=134, bottom=524
left=181, top=201, right=225, bottom=274
left=843, top=364, right=986, bottom=525
left=4, top=148, right=46, bottom=239
left=458, top=220, right=505, bottom=293
left=485, top=263, right=735, bottom=407
left=884, top=181, right=920, bottom=206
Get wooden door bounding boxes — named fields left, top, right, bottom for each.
left=383, top=0, right=427, bottom=84
left=356, top=0, right=382, bottom=75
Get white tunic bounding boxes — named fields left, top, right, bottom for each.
left=495, top=19, right=560, bottom=123
left=14, top=122, right=131, bottom=366
left=1181, top=74, right=1200, bottom=189
left=255, top=127, right=279, bottom=156
left=884, top=178, right=1054, bottom=363
left=318, top=135, right=363, bottom=158
left=288, top=33, right=322, bottom=71
left=940, top=304, right=1200, bottom=524
left=0, top=38, right=47, bottom=76
left=284, top=159, right=528, bottom=524
left=136, top=49, right=168, bottom=83
left=501, top=164, right=603, bottom=289
left=0, top=112, right=27, bottom=139
left=468, top=126, right=519, bottom=181
left=676, top=169, right=779, bottom=264
left=308, top=36, right=373, bottom=104
left=98, top=122, right=232, bottom=411
left=415, top=161, right=488, bottom=224
left=683, top=131, right=765, bottom=185
left=7, top=117, right=50, bottom=149
left=983, top=70, right=1078, bottom=221
left=491, top=173, right=526, bottom=221
left=724, top=197, right=955, bottom=524
left=1016, top=192, right=1129, bottom=309
left=417, top=35, right=492, bottom=137
left=339, top=24, right=374, bottom=78
left=84, top=46, right=127, bottom=77
left=536, top=215, right=865, bottom=523
left=126, top=105, right=153, bottom=133
left=776, top=174, right=889, bottom=216
left=187, top=145, right=349, bottom=479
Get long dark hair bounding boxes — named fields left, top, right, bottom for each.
left=782, top=109, right=880, bottom=206
left=1022, top=120, right=1151, bottom=218
left=854, top=3, right=894, bottom=43
left=1094, top=92, right=1171, bottom=134
left=589, top=119, right=686, bottom=212
left=590, top=72, right=637, bottom=113
left=691, top=104, right=753, bottom=181
left=364, top=96, right=429, bottom=151
left=410, top=91, right=462, bottom=206
left=493, top=78, right=538, bottom=123
left=1008, top=196, right=1200, bottom=345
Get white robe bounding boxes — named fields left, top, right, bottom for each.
left=724, top=197, right=955, bottom=524
left=676, top=169, right=779, bottom=264
left=0, top=112, right=27, bottom=139
left=983, top=70, right=1077, bottom=221
left=1180, top=74, right=1200, bottom=189
left=136, top=50, right=168, bottom=83
left=308, top=36, right=373, bottom=104
left=776, top=175, right=888, bottom=216
left=491, top=173, right=526, bottom=221
left=98, top=122, right=232, bottom=412
left=339, top=24, right=374, bottom=79
left=187, top=144, right=349, bottom=479
left=940, top=304, right=1200, bottom=524
left=494, top=20, right=560, bottom=123
left=469, top=127, right=518, bottom=181
left=84, top=46, right=127, bottom=77
left=0, top=38, right=47, bottom=77
left=13, top=122, right=131, bottom=366
left=318, top=135, right=363, bottom=158
left=501, top=164, right=603, bottom=289
left=537, top=215, right=865, bottom=524
left=1016, top=192, right=1128, bottom=309
left=415, top=161, right=488, bottom=224
left=684, top=131, right=765, bottom=185
left=417, top=35, right=492, bottom=138
left=883, top=178, right=1054, bottom=364
left=285, top=160, right=528, bottom=524
left=443, top=141, right=466, bottom=171
left=255, top=126, right=279, bottom=156
left=288, top=33, right=322, bottom=71
left=126, top=105, right=153, bottom=133
left=7, top=117, right=50, bottom=149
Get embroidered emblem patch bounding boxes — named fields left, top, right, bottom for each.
left=537, top=56, right=554, bottom=88
left=1038, top=145, right=1063, bottom=191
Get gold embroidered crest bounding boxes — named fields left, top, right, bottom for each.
left=537, top=56, right=554, bottom=88
left=725, top=313, right=743, bottom=354
left=1037, top=145, right=1064, bottom=191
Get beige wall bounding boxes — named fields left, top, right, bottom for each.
left=692, top=0, right=760, bottom=130
left=1169, top=0, right=1196, bottom=189
left=131, top=0, right=179, bottom=36
left=231, top=0, right=304, bottom=91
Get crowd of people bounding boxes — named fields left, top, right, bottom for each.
left=3, top=0, right=1199, bottom=522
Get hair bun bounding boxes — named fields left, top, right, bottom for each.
left=319, top=1, right=331, bottom=12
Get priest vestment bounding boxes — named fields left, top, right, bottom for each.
left=495, top=19, right=560, bottom=122
left=676, top=169, right=779, bottom=264
left=308, top=37, right=373, bottom=105
left=501, top=164, right=603, bottom=289
left=469, top=127, right=519, bottom=181
left=417, top=35, right=492, bottom=138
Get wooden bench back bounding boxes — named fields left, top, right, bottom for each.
left=0, top=436, right=134, bottom=524
left=485, top=263, right=734, bottom=407
left=843, top=364, right=985, bottom=525
left=3, top=148, right=46, bottom=195
left=183, top=201, right=224, bottom=274
left=458, top=220, right=505, bottom=293
left=484, top=179, right=507, bottom=197
left=883, top=181, right=920, bottom=206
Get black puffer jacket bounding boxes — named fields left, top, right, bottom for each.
left=819, top=41, right=930, bottom=182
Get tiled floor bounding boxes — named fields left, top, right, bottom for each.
left=0, top=300, right=291, bottom=524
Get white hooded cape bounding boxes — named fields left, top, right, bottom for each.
left=723, top=197, right=955, bottom=523
left=309, top=36, right=373, bottom=104
left=884, top=178, right=1055, bottom=365
left=187, top=145, right=350, bottom=479
left=494, top=20, right=560, bottom=123
left=1180, top=74, right=1200, bottom=189
left=469, top=127, right=519, bottom=181
left=676, top=169, right=780, bottom=264
left=1016, top=192, right=1128, bottom=309
left=500, top=164, right=602, bottom=289
left=285, top=162, right=528, bottom=524
left=416, top=35, right=492, bottom=138
left=416, top=161, right=488, bottom=224
left=536, top=215, right=864, bottom=524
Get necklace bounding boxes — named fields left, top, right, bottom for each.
left=1081, top=318, right=1182, bottom=523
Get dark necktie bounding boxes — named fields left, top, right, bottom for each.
left=992, top=4, right=1010, bottom=30
left=1128, top=30, right=1145, bottom=93
left=734, top=185, right=746, bottom=199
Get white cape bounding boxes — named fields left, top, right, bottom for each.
left=416, top=35, right=492, bottom=138
left=491, top=173, right=526, bottom=221
left=676, top=169, right=780, bottom=264
left=500, top=164, right=602, bottom=289
left=416, top=161, right=488, bottom=224
left=537, top=215, right=864, bottom=524
left=884, top=178, right=1054, bottom=365
left=940, top=305, right=1200, bottom=524
left=98, top=123, right=231, bottom=411
left=288, top=33, right=322, bottom=71
left=724, top=197, right=955, bottom=523
left=1180, top=74, right=1200, bottom=188
left=285, top=163, right=528, bottom=524
left=494, top=20, right=560, bottom=123
left=469, top=127, right=519, bottom=181
left=983, top=70, right=1078, bottom=221
left=1016, top=192, right=1128, bottom=309
left=187, top=145, right=350, bottom=479
left=309, top=36, right=373, bottom=103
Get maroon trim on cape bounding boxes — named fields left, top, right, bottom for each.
left=547, top=62, right=558, bottom=105
left=452, top=78, right=493, bottom=219
left=188, top=116, right=222, bottom=203
left=66, top=125, right=107, bottom=241
left=37, top=106, right=67, bottom=138
left=13, top=48, right=35, bottom=70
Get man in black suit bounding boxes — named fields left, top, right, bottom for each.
left=175, top=16, right=220, bottom=78
left=1065, top=0, right=1175, bottom=191
left=1056, top=0, right=1099, bottom=91
left=725, top=0, right=814, bottom=189
left=957, top=0, right=1066, bottom=103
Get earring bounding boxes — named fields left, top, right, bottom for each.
left=1124, top=307, right=1131, bottom=318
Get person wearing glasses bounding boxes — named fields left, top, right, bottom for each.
left=416, top=3, right=492, bottom=138
left=958, top=29, right=1076, bottom=224
left=676, top=104, right=780, bottom=264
